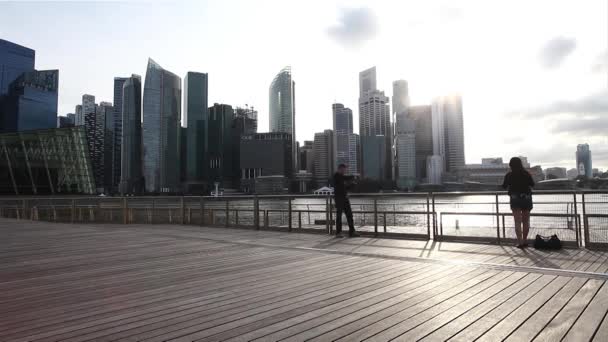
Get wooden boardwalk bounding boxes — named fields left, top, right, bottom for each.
left=1, top=218, right=607, bottom=341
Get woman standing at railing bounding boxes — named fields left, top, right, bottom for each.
left=502, top=157, right=535, bottom=248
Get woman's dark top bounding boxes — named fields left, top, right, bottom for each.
left=502, top=171, right=534, bottom=195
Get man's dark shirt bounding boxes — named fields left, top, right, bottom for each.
left=333, top=172, right=354, bottom=199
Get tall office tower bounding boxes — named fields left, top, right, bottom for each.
left=75, top=105, right=83, bottom=126
left=93, top=102, right=114, bottom=193
left=120, top=75, right=143, bottom=194
left=207, top=103, right=235, bottom=189
left=233, top=106, right=258, bottom=135
left=66, top=113, right=75, bottom=125
left=299, top=140, right=314, bottom=173
left=112, top=77, right=128, bottom=191
left=395, top=116, right=416, bottom=189
left=332, top=103, right=359, bottom=174
left=427, top=155, right=444, bottom=184
left=269, top=67, right=297, bottom=171
left=142, top=58, right=182, bottom=193
left=361, top=135, right=388, bottom=181
left=0, top=39, right=35, bottom=96
left=359, top=67, right=392, bottom=180
left=313, top=130, right=335, bottom=186
left=432, top=95, right=465, bottom=173
left=576, top=144, right=592, bottom=178
left=83, top=94, right=97, bottom=167
left=0, top=70, right=58, bottom=133
left=392, top=80, right=409, bottom=118
left=57, top=115, right=75, bottom=128
left=408, top=105, right=433, bottom=181
left=184, top=72, right=208, bottom=191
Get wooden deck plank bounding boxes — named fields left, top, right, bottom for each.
left=563, top=281, right=608, bottom=342
left=0, top=219, right=607, bottom=342
left=504, top=277, right=589, bottom=342
left=533, top=279, right=604, bottom=342
left=592, top=313, right=608, bottom=342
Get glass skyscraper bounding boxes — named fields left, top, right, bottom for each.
left=0, top=39, right=35, bottom=97
left=142, top=58, right=182, bottom=193
left=576, top=144, right=592, bottom=179
left=184, top=72, right=208, bottom=188
left=112, top=77, right=128, bottom=191
left=269, top=67, right=297, bottom=171
left=0, top=70, right=58, bottom=133
left=119, top=75, right=143, bottom=194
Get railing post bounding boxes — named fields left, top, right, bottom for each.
left=298, top=210, right=302, bottom=229
left=180, top=197, right=185, bottom=225
left=22, top=199, right=27, bottom=220
left=151, top=198, right=155, bottom=224
left=426, top=193, right=431, bottom=239
left=253, top=196, right=259, bottom=230
left=325, top=196, right=330, bottom=234
left=123, top=197, right=128, bottom=224
left=582, top=192, right=589, bottom=247
left=235, top=209, right=239, bottom=226
left=288, top=197, right=292, bottom=232
left=383, top=212, right=387, bottom=233
left=432, top=193, right=437, bottom=238
left=374, top=198, right=378, bottom=236
left=502, top=214, right=506, bottom=238
left=200, top=196, right=205, bottom=226
left=329, top=197, right=333, bottom=234
left=495, top=193, right=501, bottom=244
left=573, top=192, right=580, bottom=247
left=225, top=200, right=229, bottom=227
left=70, top=199, right=75, bottom=223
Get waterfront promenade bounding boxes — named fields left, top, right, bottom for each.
left=1, top=218, right=607, bottom=341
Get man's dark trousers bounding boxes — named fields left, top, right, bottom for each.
left=335, top=197, right=355, bottom=235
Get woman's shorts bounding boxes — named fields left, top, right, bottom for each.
left=510, top=193, right=533, bottom=211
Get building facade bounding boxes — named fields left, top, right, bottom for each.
left=184, top=72, right=208, bottom=190
left=0, top=127, right=94, bottom=195
left=0, top=70, right=58, bottom=133
left=362, top=135, right=387, bottom=181
left=395, top=116, right=416, bottom=189
left=112, top=77, right=128, bottom=191
left=240, top=132, right=293, bottom=193
left=119, top=75, right=143, bottom=194
left=545, top=167, right=567, bottom=179
left=75, top=104, right=83, bottom=126
left=0, top=39, right=35, bottom=97
left=269, top=67, right=297, bottom=171
left=332, top=103, right=359, bottom=174
left=93, top=102, right=114, bottom=193
left=207, top=103, right=235, bottom=189
left=313, top=129, right=335, bottom=186
left=299, top=140, right=314, bottom=173
left=576, top=144, right=592, bottom=178
left=432, top=95, right=465, bottom=175
left=142, top=58, right=182, bottom=193
left=427, top=155, right=443, bottom=185
left=408, top=105, right=433, bottom=181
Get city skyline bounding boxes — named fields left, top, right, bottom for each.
left=1, top=0, right=606, bottom=170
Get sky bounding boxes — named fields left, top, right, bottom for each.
left=1, top=0, right=607, bottom=170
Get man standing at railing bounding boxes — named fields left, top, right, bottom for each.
left=333, top=164, right=360, bottom=238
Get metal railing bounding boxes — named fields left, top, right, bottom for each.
left=1, top=190, right=607, bottom=249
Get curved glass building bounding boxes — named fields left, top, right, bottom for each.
left=142, top=59, right=182, bottom=193
left=269, top=67, right=296, bottom=171
left=120, top=74, right=143, bottom=194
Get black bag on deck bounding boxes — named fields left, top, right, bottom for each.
left=534, top=234, right=562, bottom=250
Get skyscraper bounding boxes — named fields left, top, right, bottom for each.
left=332, top=103, right=360, bottom=174
left=184, top=72, right=208, bottom=189
left=207, top=103, right=235, bottom=188
left=432, top=95, right=465, bottom=173
left=576, top=144, right=592, bottom=178
left=395, top=116, right=416, bottom=189
left=112, top=77, right=128, bottom=191
left=359, top=67, right=392, bottom=180
left=0, top=70, right=58, bottom=133
left=83, top=94, right=96, bottom=166
left=142, top=58, right=182, bottom=193
left=120, top=75, right=143, bottom=194
left=313, top=130, right=335, bottom=186
left=0, top=39, right=35, bottom=96
left=75, top=104, right=83, bottom=126
left=269, top=67, right=297, bottom=171
left=392, top=80, right=409, bottom=118
left=362, top=135, right=388, bottom=181
left=299, top=140, right=314, bottom=173
left=408, top=105, right=433, bottom=180
left=95, top=101, right=114, bottom=193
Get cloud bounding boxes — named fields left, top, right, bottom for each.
left=592, top=50, right=608, bottom=73
left=327, top=7, right=378, bottom=48
left=539, top=37, right=577, bottom=68
left=518, top=91, right=608, bottom=118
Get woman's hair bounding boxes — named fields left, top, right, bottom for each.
left=509, top=157, right=526, bottom=173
